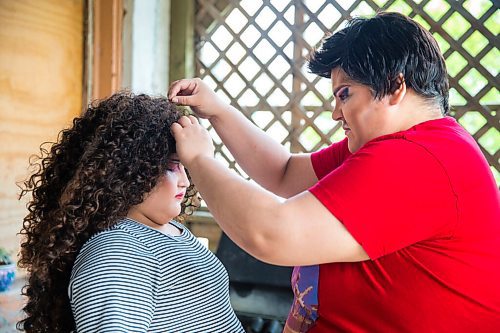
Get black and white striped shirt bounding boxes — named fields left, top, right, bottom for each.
left=69, top=218, right=244, bottom=332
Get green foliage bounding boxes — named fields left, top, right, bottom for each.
left=0, top=247, right=13, bottom=265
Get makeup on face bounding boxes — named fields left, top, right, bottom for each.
left=334, top=85, right=351, bottom=102
left=166, top=158, right=189, bottom=200
left=331, top=68, right=383, bottom=153
left=175, top=191, right=186, bottom=200
left=332, top=83, right=353, bottom=133
left=167, top=159, right=182, bottom=172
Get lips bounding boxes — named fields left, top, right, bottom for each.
left=175, top=192, right=185, bottom=199
left=342, top=121, right=350, bottom=131
left=343, top=125, right=351, bottom=135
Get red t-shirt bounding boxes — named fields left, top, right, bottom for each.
left=287, top=117, right=500, bottom=332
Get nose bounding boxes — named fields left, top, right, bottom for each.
left=332, top=101, right=342, bottom=121
left=178, top=166, right=190, bottom=188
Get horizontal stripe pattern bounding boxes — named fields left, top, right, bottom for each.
left=69, top=218, right=243, bottom=332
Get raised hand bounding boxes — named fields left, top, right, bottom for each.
left=168, top=78, right=229, bottom=120
left=170, top=115, right=215, bottom=168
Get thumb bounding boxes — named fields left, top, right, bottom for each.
left=170, top=122, right=183, bottom=136
left=171, top=94, right=197, bottom=107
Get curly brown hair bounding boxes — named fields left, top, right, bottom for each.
left=17, top=92, right=199, bottom=332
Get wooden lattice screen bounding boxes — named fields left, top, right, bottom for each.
left=194, top=0, right=499, bottom=183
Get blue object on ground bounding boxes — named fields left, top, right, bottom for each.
left=0, top=265, right=16, bottom=292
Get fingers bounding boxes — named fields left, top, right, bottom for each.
left=167, top=79, right=186, bottom=100
left=170, top=117, right=192, bottom=136
left=171, top=116, right=200, bottom=138
left=168, top=78, right=200, bottom=102
left=169, top=81, right=195, bottom=105
left=168, top=79, right=180, bottom=98
left=170, top=122, right=182, bottom=135
left=175, top=115, right=200, bottom=128
left=177, top=116, right=194, bottom=127
left=170, top=114, right=214, bottom=167
left=171, top=95, right=194, bottom=105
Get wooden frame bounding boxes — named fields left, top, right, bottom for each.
left=91, top=0, right=124, bottom=101
left=170, top=0, right=195, bottom=81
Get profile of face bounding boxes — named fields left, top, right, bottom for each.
left=128, top=154, right=190, bottom=229
left=331, top=68, right=393, bottom=153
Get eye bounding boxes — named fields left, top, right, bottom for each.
left=166, top=161, right=181, bottom=172
left=337, top=87, right=350, bottom=102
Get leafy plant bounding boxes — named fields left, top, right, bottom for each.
left=0, top=247, right=13, bottom=265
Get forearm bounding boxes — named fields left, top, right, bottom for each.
left=169, top=78, right=307, bottom=196
left=210, top=105, right=292, bottom=194
left=187, top=155, right=284, bottom=257
left=187, top=154, right=368, bottom=266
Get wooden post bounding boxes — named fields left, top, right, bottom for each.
left=92, top=0, right=123, bottom=100
left=291, top=0, right=305, bottom=153
left=169, top=0, right=195, bottom=82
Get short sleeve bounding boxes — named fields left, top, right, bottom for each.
left=311, top=138, right=351, bottom=179
left=69, top=231, right=160, bottom=333
left=309, top=139, right=457, bottom=259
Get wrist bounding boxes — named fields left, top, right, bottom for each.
left=185, top=154, right=213, bottom=172
left=209, top=104, right=235, bottom=125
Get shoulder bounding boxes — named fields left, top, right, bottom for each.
left=79, top=222, right=155, bottom=257
left=71, top=222, right=160, bottom=281
left=69, top=223, right=161, bottom=332
left=354, top=118, right=489, bottom=189
left=350, top=136, right=437, bottom=170
left=311, top=138, right=351, bottom=179
left=350, top=137, right=455, bottom=194
left=312, top=135, right=457, bottom=213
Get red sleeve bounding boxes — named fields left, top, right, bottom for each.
left=311, top=138, right=351, bottom=180
left=309, top=138, right=457, bottom=259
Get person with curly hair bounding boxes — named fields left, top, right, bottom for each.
left=18, top=92, right=244, bottom=333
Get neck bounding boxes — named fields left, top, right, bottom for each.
left=126, top=208, right=179, bottom=234
left=395, top=93, right=444, bottom=131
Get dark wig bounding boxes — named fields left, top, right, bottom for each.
left=308, top=12, right=450, bottom=114
left=17, top=92, right=199, bottom=332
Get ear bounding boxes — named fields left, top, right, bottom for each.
left=389, top=73, right=406, bottom=106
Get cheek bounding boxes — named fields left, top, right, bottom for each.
left=349, top=100, right=375, bottom=126
left=147, top=178, right=175, bottom=200
left=156, top=179, right=177, bottom=196
left=344, top=106, right=362, bottom=132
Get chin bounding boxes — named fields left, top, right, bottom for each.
left=171, top=208, right=182, bottom=218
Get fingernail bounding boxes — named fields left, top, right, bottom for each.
left=172, top=98, right=178, bottom=103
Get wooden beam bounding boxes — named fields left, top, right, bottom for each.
left=92, top=0, right=123, bottom=100
left=169, top=0, right=195, bottom=82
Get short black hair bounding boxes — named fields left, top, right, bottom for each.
left=308, top=12, right=449, bottom=114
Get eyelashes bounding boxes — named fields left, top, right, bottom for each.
left=166, top=161, right=181, bottom=172
left=337, top=87, right=350, bottom=101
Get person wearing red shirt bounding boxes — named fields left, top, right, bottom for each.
left=168, top=12, right=500, bottom=332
